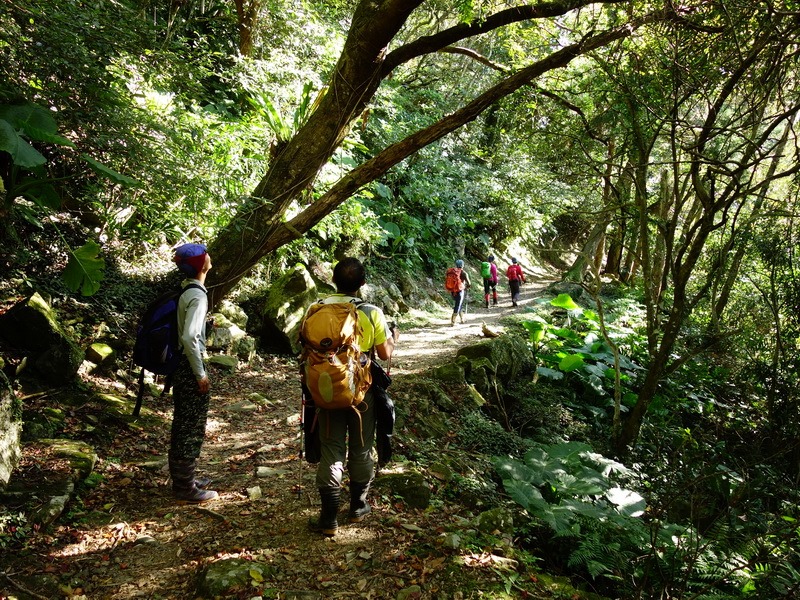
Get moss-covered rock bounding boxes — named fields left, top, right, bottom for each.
left=216, top=299, right=249, bottom=328
left=40, top=438, right=98, bottom=479
left=476, top=507, right=515, bottom=534
left=0, top=370, right=21, bottom=486
left=456, top=335, right=532, bottom=382
left=86, top=342, right=116, bottom=367
left=208, top=354, right=239, bottom=369
left=261, top=263, right=319, bottom=354
left=21, top=406, right=64, bottom=442
left=432, top=356, right=469, bottom=387
left=0, top=292, right=83, bottom=384
left=376, top=470, right=431, bottom=509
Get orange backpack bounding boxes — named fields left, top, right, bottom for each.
left=445, top=267, right=463, bottom=293
left=299, top=301, right=372, bottom=410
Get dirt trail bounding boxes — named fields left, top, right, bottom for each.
left=390, top=279, right=550, bottom=375
left=1, top=279, right=552, bottom=600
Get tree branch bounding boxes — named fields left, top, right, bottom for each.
left=278, top=15, right=663, bottom=245
left=383, top=0, right=629, bottom=74
left=438, top=46, right=509, bottom=72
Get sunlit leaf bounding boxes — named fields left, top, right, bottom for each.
left=0, top=120, right=46, bottom=168
left=81, top=155, right=142, bottom=187
left=536, top=366, right=563, bottom=380
left=551, top=293, right=579, bottom=310
left=605, top=487, right=646, bottom=517
left=559, top=354, right=584, bottom=372
left=382, top=221, right=401, bottom=237
left=63, top=240, right=105, bottom=296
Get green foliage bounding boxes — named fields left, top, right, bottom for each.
left=525, top=294, right=646, bottom=406
left=494, top=442, right=645, bottom=532
left=458, top=410, right=531, bottom=457
left=494, top=442, right=653, bottom=591
left=62, top=240, right=105, bottom=296
left=0, top=511, right=34, bottom=549
left=504, top=379, right=580, bottom=444
left=0, top=102, right=138, bottom=213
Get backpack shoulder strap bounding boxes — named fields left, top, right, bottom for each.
left=180, top=283, right=205, bottom=295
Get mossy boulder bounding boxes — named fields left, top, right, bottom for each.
left=0, top=370, right=21, bottom=486
left=260, top=263, right=319, bottom=354
left=476, top=507, right=515, bottom=535
left=432, top=355, right=469, bottom=387
left=0, top=292, right=83, bottom=384
left=216, top=299, right=249, bottom=328
left=40, top=438, right=98, bottom=479
left=376, top=470, right=431, bottom=509
left=456, top=335, right=532, bottom=382
left=21, top=406, right=64, bottom=442
left=208, top=354, right=239, bottom=370
left=86, top=343, right=116, bottom=367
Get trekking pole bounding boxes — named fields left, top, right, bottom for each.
left=297, top=387, right=305, bottom=500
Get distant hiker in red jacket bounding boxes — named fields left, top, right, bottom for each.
left=506, top=257, right=525, bottom=307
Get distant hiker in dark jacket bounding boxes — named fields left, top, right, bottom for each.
left=306, top=257, right=398, bottom=536
left=506, top=257, right=526, bottom=307
left=169, top=243, right=218, bottom=504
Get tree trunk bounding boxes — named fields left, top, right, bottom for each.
left=206, top=4, right=651, bottom=307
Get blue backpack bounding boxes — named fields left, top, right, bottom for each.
left=132, top=284, right=203, bottom=416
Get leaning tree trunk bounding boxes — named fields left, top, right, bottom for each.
left=206, top=1, right=423, bottom=305
left=205, top=3, right=650, bottom=307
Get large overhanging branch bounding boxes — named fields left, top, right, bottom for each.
left=383, top=0, right=630, bottom=73
left=270, top=15, right=663, bottom=250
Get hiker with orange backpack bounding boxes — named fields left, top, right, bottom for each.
left=301, top=257, right=398, bottom=536
left=506, top=257, right=526, bottom=307
left=445, top=259, right=471, bottom=325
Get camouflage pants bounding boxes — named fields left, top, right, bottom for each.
left=315, top=391, right=376, bottom=489
left=170, top=358, right=210, bottom=460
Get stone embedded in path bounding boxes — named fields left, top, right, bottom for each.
left=226, top=399, right=259, bottom=412
left=256, top=466, right=288, bottom=478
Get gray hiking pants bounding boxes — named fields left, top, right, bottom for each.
left=315, top=390, right=376, bottom=489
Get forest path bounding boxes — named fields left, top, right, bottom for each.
left=1, top=278, right=554, bottom=600
left=390, top=278, right=551, bottom=375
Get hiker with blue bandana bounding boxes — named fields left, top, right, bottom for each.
left=168, top=243, right=218, bottom=504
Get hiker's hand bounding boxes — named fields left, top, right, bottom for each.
left=197, top=376, right=210, bottom=394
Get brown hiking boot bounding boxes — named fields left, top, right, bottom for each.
left=169, top=457, right=219, bottom=504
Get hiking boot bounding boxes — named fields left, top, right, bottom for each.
left=459, top=312, right=465, bottom=324
left=169, top=457, right=219, bottom=504
left=485, top=300, right=489, bottom=309
left=309, top=487, right=340, bottom=536
left=348, top=482, right=371, bottom=523
left=450, top=313, right=457, bottom=326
